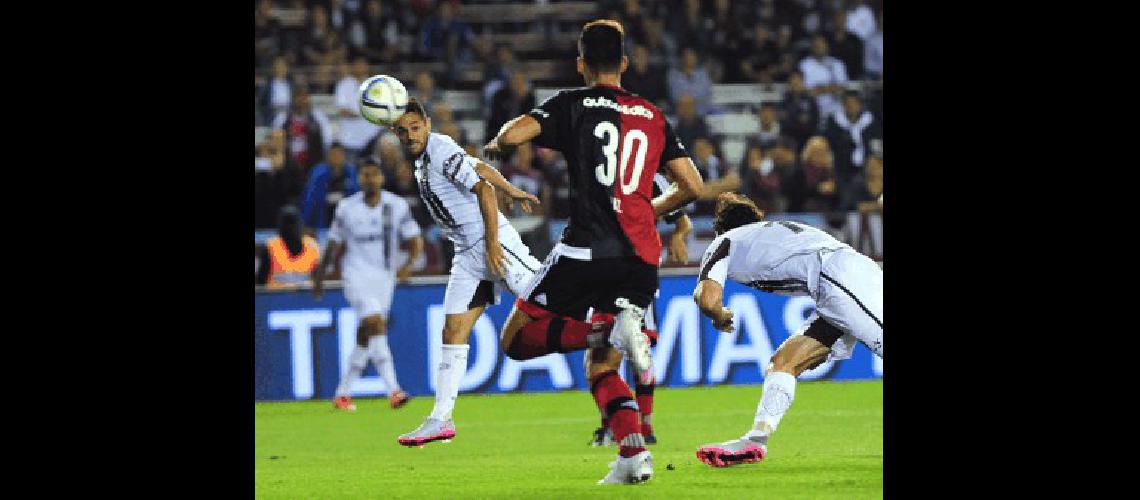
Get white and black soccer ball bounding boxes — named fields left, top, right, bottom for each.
left=358, top=75, right=409, bottom=126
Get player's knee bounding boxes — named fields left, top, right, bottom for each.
left=772, top=337, right=829, bottom=376
left=586, top=348, right=622, bottom=379
left=362, top=315, right=385, bottom=333
left=499, top=324, right=519, bottom=354
left=770, top=340, right=806, bottom=373
left=368, top=316, right=387, bottom=334
left=355, top=325, right=370, bottom=346
left=587, top=363, right=618, bottom=380
left=442, top=323, right=467, bottom=345
left=499, top=326, right=516, bottom=352
left=498, top=308, right=532, bottom=354
left=793, top=350, right=828, bottom=375
left=769, top=352, right=797, bottom=374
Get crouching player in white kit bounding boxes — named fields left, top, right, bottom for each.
left=692, top=193, right=883, bottom=467
left=312, top=159, right=425, bottom=411
left=390, top=99, right=547, bottom=447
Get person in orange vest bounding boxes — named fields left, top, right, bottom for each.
left=265, top=206, right=321, bottom=289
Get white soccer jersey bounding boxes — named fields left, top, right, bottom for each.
left=328, top=191, right=422, bottom=283
left=412, top=132, right=509, bottom=252
left=698, top=220, right=851, bottom=299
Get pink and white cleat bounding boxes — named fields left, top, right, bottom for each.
left=695, top=438, right=767, bottom=467
left=389, top=390, right=410, bottom=409
left=333, top=395, right=357, bottom=411
left=397, top=418, right=455, bottom=447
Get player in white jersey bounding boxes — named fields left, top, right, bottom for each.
left=312, top=159, right=425, bottom=411
left=313, top=160, right=424, bottom=409
left=691, top=193, right=883, bottom=468
left=389, top=99, right=552, bottom=447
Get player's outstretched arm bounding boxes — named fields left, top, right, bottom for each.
left=472, top=179, right=508, bottom=278
left=666, top=214, right=693, bottom=264
left=473, top=161, right=541, bottom=214
left=312, top=240, right=341, bottom=300
left=397, top=235, right=424, bottom=282
left=654, top=157, right=704, bottom=217
left=694, top=280, right=734, bottom=332
left=483, top=115, right=541, bottom=161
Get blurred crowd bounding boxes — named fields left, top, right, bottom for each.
left=255, top=0, right=884, bottom=268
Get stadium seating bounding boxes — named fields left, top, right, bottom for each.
left=456, top=1, right=595, bottom=24
left=282, top=80, right=883, bottom=170
left=255, top=0, right=886, bottom=277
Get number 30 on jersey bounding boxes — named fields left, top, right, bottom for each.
left=594, top=121, right=648, bottom=197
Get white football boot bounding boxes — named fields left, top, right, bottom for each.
left=610, top=298, right=653, bottom=384
left=397, top=417, right=456, bottom=447
left=597, top=450, right=654, bottom=484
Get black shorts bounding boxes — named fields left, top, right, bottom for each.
left=523, top=247, right=658, bottom=320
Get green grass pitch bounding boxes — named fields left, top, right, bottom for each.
left=256, top=381, right=882, bottom=498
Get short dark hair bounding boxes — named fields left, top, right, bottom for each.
left=403, top=98, right=428, bottom=119
left=579, top=19, right=624, bottom=73
left=360, top=157, right=381, bottom=170
left=713, top=193, right=765, bottom=235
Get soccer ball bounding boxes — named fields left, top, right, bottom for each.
left=358, top=75, right=409, bottom=126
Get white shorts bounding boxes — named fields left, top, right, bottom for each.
left=344, top=277, right=396, bottom=319
left=442, top=225, right=541, bottom=315
left=811, top=248, right=883, bottom=360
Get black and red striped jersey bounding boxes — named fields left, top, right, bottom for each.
left=527, top=84, right=689, bottom=266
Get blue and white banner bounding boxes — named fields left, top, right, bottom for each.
left=254, top=274, right=882, bottom=401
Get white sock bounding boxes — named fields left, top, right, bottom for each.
left=428, top=344, right=469, bottom=421
left=335, top=346, right=370, bottom=397
left=746, top=371, right=797, bottom=439
left=367, top=335, right=402, bottom=394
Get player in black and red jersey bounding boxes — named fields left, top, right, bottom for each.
left=586, top=171, right=692, bottom=447
left=483, top=20, right=704, bottom=485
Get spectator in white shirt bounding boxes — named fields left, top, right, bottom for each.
left=668, top=47, right=720, bottom=116
left=798, top=35, right=848, bottom=125
left=260, top=56, right=293, bottom=126
left=844, top=0, right=878, bottom=42
left=863, top=12, right=883, bottom=80
left=328, top=0, right=350, bottom=32
left=333, top=57, right=378, bottom=157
